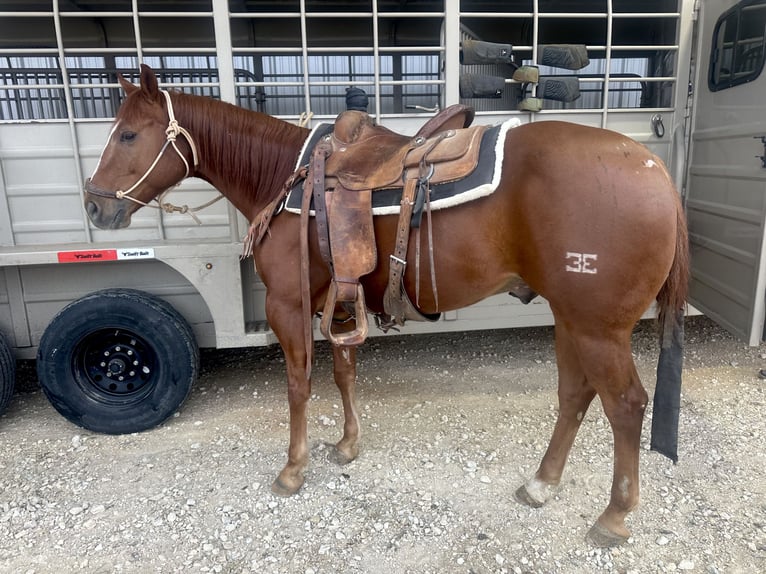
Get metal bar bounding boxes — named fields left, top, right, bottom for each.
left=0, top=11, right=53, bottom=17
left=131, top=0, right=143, bottom=64
left=236, top=79, right=445, bottom=88
left=0, top=49, right=58, bottom=55
left=230, top=47, right=303, bottom=54
left=125, top=47, right=219, bottom=54
left=52, top=1, right=92, bottom=243
left=444, top=0, right=460, bottom=106
left=231, top=46, right=443, bottom=54
left=602, top=0, right=613, bottom=128
left=372, top=1, right=381, bottom=118
left=130, top=0, right=164, bottom=239
left=612, top=13, right=681, bottom=18
left=460, top=12, right=679, bottom=18
left=210, top=0, right=241, bottom=244
left=227, top=12, right=300, bottom=18
left=305, top=12, right=373, bottom=18
left=212, top=0, right=236, bottom=104
left=532, top=0, right=539, bottom=107
left=610, top=45, right=680, bottom=50
left=458, top=12, right=534, bottom=18
left=299, top=0, right=312, bottom=116
left=56, top=11, right=212, bottom=18
left=307, top=11, right=445, bottom=18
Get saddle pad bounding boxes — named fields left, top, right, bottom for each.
left=285, top=117, right=520, bottom=216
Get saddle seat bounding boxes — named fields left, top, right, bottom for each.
left=326, top=106, right=485, bottom=192
left=332, top=103, right=474, bottom=143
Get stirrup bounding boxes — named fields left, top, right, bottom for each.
left=320, top=282, right=369, bottom=347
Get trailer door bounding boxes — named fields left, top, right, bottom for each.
left=687, top=0, right=766, bottom=345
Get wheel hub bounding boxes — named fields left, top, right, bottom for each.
left=79, top=333, right=154, bottom=396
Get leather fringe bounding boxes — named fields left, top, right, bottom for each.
left=240, top=167, right=307, bottom=259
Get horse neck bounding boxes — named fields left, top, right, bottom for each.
left=171, top=92, right=309, bottom=221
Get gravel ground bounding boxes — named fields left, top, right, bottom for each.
left=0, top=315, right=765, bottom=574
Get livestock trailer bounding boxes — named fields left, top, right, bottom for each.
left=0, top=0, right=764, bottom=431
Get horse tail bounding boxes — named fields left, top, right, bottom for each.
left=656, top=195, right=690, bottom=330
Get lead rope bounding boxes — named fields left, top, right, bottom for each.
left=114, top=90, right=222, bottom=224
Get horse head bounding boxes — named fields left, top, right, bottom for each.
left=85, top=64, right=197, bottom=229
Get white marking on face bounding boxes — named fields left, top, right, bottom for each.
left=643, top=159, right=657, bottom=168
left=576, top=411, right=584, bottom=422
left=91, top=120, right=121, bottom=178
left=341, top=348, right=350, bottom=363
left=565, top=252, right=598, bottom=274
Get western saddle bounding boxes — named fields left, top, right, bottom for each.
left=299, top=104, right=487, bottom=354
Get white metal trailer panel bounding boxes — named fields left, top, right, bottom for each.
left=686, top=0, right=766, bottom=345
left=1, top=0, right=694, bottom=361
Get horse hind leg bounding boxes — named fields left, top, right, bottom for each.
left=328, top=343, right=361, bottom=464
left=516, top=323, right=596, bottom=507
left=576, top=332, right=648, bottom=547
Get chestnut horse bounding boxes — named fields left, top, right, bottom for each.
left=84, top=65, right=688, bottom=546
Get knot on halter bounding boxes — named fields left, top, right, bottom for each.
left=161, top=201, right=202, bottom=225
left=165, top=120, right=181, bottom=141
left=160, top=90, right=198, bottom=169
left=161, top=202, right=188, bottom=214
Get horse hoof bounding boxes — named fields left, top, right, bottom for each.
left=271, top=476, right=303, bottom=497
left=328, top=447, right=355, bottom=466
left=514, top=478, right=556, bottom=508
left=586, top=521, right=629, bottom=548
left=514, top=484, right=545, bottom=508
left=326, top=441, right=358, bottom=465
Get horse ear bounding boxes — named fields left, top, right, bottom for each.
left=138, top=63, right=161, bottom=101
left=117, top=73, right=139, bottom=95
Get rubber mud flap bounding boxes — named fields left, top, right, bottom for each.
left=0, top=330, right=15, bottom=417
left=650, top=310, right=684, bottom=463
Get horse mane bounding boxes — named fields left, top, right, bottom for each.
left=156, top=91, right=309, bottom=212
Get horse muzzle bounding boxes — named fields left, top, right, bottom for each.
left=84, top=178, right=131, bottom=229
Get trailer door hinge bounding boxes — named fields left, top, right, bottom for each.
left=755, top=136, right=766, bottom=168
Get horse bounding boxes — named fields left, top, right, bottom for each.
left=84, top=65, right=689, bottom=547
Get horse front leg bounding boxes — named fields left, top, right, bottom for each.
left=516, top=323, right=596, bottom=507
left=329, top=344, right=361, bottom=464
left=267, top=298, right=312, bottom=497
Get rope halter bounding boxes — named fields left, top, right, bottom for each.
left=87, top=89, right=222, bottom=225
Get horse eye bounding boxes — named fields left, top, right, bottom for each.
left=120, top=131, right=137, bottom=143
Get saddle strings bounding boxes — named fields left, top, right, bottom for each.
left=414, top=132, right=446, bottom=311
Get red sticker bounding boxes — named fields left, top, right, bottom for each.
left=57, top=249, right=118, bottom=263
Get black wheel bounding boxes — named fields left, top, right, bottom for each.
left=0, top=330, right=15, bottom=416
left=37, top=289, right=199, bottom=434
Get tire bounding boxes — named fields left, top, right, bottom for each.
left=36, top=288, right=199, bottom=434
left=0, top=330, right=15, bottom=417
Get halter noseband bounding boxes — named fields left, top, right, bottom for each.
left=86, top=89, right=221, bottom=224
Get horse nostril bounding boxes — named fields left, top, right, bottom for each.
left=86, top=201, right=99, bottom=219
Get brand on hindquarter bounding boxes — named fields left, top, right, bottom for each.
left=565, top=252, right=598, bottom=274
